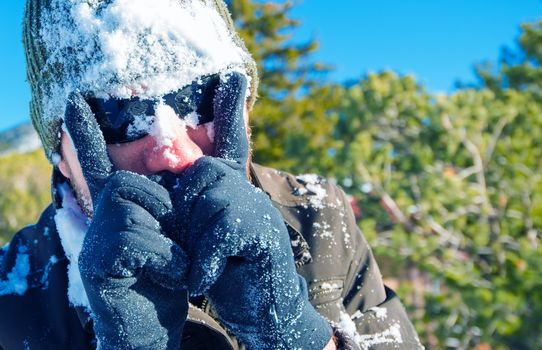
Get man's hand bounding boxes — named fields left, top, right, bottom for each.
left=172, top=72, right=333, bottom=349
left=64, top=92, right=189, bottom=350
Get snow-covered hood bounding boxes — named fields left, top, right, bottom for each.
left=38, top=0, right=250, bottom=131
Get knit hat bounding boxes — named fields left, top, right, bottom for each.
left=23, top=0, right=258, bottom=163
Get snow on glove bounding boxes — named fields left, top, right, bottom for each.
left=64, top=92, right=189, bottom=350
left=172, top=72, right=333, bottom=350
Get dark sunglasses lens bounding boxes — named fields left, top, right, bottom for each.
left=164, top=73, right=220, bottom=124
left=87, top=97, right=155, bottom=144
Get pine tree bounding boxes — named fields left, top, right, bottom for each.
left=230, top=0, right=342, bottom=174
left=477, top=20, right=542, bottom=97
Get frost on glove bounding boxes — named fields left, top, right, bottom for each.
left=65, top=92, right=189, bottom=350
left=172, top=72, right=333, bottom=349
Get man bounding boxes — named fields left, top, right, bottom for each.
left=0, top=0, right=423, bottom=349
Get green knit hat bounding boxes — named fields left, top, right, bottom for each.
left=23, top=0, right=258, bottom=163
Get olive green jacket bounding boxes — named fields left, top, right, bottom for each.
left=0, top=164, right=423, bottom=349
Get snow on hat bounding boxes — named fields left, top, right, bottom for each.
left=23, top=0, right=258, bottom=163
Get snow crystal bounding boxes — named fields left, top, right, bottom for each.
left=54, top=182, right=91, bottom=308
left=40, top=0, right=250, bottom=126
left=0, top=245, right=30, bottom=296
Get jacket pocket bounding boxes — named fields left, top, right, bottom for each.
left=308, top=278, right=345, bottom=323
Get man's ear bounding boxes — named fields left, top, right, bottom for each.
left=57, top=132, right=71, bottom=180
left=58, top=158, right=70, bottom=180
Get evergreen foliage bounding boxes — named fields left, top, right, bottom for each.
left=333, top=72, right=542, bottom=349
left=0, top=150, right=51, bottom=245
left=230, top=0, right=342, bottom=173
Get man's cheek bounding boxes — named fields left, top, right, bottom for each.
left=187, top=123, right=215, bottom=156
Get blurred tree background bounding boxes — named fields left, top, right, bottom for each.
left=0, top=150, right=51, bottom=243
left=1, top=1, right=541, bottom=349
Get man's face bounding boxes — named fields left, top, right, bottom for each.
left=58, top=104, right=249, bottom=213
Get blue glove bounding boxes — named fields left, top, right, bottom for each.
left=64, top=92, right=189, bottom=350
left=172, top=72, right=333, bottom=349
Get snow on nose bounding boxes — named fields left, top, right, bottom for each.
left=144, top=101, right=203, bottom=173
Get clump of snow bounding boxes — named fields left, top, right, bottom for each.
left=338, top=311, right=359, bottom=340
left=296, top=174, right=328, bottom=209
left=320, top=282, right=340, bottom=290
left=351, top=310, right=363, bottom=320
left=54, top=182, right=91, bottom=308
left=296, top=187, right=308, bottom=196
left=0, top=245, right=30, bottom=296
left=337, top=310, right=403, bottom=349
left=297, top=174, right=319, bottom=185
left=300, top=251, right=312, bottom=263
left=369, top=306, right=388, bottom=320
left=151, top=101, right=182, bottom=148
left=40, top=0, right=249, bottom=126
left=147, top=100, right=199, bottom=166
left=126, top=114, right=154, bottom=139
left=184, top=112, right=200, bottom=129
left=290, top=237, right=301, bottom=248
left=356, top=323, right=403, bottom=349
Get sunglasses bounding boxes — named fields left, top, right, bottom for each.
left=86, top=74, right=220, bottom=144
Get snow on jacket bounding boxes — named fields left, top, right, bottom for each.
left=0, top=163, right=423, bottom=349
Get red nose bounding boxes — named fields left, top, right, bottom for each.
left=144, top=126, right=203, bottom=174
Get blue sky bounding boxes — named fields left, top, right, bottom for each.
left=1, top=1, right=541, bottom=131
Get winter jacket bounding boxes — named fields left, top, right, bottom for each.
left=0, top=163, right=423, bottom=349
